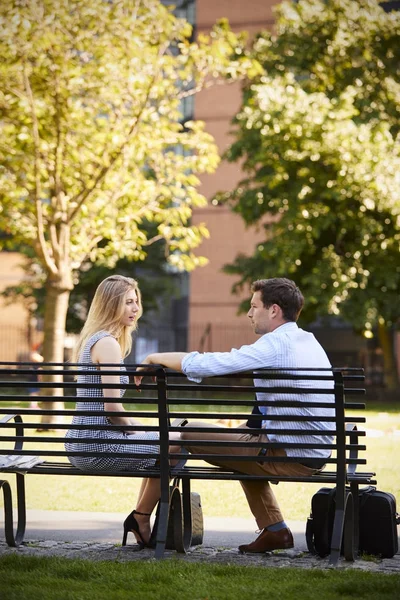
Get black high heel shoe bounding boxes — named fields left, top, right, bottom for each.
left=122, top=510, right=153, bottom=548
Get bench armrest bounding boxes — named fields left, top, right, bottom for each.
left=0, top=414, right=24, bottom=452
left=346, top=423, right=361, bottom=476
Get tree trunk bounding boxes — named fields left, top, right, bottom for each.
left=39, top=277, right=72, bottom=425
left=377, top=320, right=399, bottom=391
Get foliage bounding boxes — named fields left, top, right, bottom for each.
left=0, top=0, right=255, bottom=366
left=1, top=238, right=180, bottom=334
left=66, top=248, right=179, bottom=333
left=219, top=0, right=400, bottom=341
left=0, top=0, right=247, bottom=272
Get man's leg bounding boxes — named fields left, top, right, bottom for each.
left=239, top=479, right=283, bottom=530
left=181, top=421, right=318, bottom=553
left=181, top=421, right=293, bottom=551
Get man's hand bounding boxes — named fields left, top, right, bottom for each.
left=134, top=352, right=188, bottom=386
left=134, top=355, right=155, bottom=387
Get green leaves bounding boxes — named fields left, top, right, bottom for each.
left=222, top=0, right=400, bottom=337
left=0, top=0, right=252, bottom=275
left=0, top=0, right=257, bottom=364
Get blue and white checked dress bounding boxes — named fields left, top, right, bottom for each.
left=65, top=331, right=159, bottom=471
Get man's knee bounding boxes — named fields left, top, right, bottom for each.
left=169, top=444, right=181, bottom=453
left=181, top=429, right=196, bottom=442
left=180, top=421, right=204, bottom=443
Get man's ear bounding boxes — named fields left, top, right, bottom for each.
left=271, top=303, right=282, bottom=318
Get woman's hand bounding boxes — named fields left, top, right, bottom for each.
left=134, top=355, right=156, bottom=387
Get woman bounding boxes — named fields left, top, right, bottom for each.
left=65, top=275, right=181, bottom=549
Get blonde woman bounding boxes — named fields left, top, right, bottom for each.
left=65, top=275, right=181, bottom=549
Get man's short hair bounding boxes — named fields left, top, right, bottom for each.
left=251, top=278, right=304, bottom=322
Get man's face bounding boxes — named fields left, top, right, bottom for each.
left=247, top=291, right=276, bottom=335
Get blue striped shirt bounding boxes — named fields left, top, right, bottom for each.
left=182, top=322, right=334, bottom=459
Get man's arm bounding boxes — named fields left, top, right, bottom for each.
left=134, top=352, right=188, bottom=386
left=142, top=352, right=188, bottom=371
left=135, top=337, right=276, bottom=385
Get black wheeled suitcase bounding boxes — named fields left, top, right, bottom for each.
left=306, top=486, right=400, bottom=558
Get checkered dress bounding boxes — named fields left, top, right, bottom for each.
left=65, top=331, right=159, bottom=472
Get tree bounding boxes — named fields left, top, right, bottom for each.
left=2, top=234, right=179, bottom=339
left=218, top=0, right=400, bottom=388
left=0, top=0, right=255, bottom=421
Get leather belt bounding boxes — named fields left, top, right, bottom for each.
left=258, top=447, right=326, bottom=470
left=298, top=457, right=326, bottom=469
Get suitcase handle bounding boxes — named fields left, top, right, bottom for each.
left=306, top=517, right=317, bottom=555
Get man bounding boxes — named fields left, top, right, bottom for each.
left=138, top=278, right=333, bottom=553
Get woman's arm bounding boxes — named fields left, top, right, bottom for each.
left=92, top=336, right=141, bottom=431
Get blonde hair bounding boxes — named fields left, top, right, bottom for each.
left=73, top=275, right=142, bottom=362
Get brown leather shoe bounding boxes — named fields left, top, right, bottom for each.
left=239, top=527, right=294, bottom=554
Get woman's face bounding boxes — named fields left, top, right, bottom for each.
left=120, top=288, right=140, bottom=327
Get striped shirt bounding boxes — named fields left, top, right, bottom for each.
left=182, top=322, right=334, bottom=459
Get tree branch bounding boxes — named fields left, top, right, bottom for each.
left=67, top=41, right=170, bottom=223
left=23, top=62, right=57, bottom=276
left=145, top=234, right=164, bottom=245
left=75, top=234, right=105, bottom=267
left=53, top=70, right=65, bottom=212
left=49, top=223, right=60, bottom=262
left=177, top=75, right=240, bottom=100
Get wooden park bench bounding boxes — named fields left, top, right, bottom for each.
left=0, top=362, right=375, bottom=566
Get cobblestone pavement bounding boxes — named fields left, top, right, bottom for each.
left=1, top=539, right=399, bottom=574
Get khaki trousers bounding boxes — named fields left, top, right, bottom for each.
left=181, top=421, right=316, bottom=529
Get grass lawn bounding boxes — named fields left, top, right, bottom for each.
left=0, top=555, right=399, bottom=600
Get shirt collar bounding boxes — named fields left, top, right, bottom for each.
left=270, top=321, right=298, bottom=334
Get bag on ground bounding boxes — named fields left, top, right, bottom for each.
left=153, top=485, right=204, bottom=550
left=306, top=486, right=399, bottom=558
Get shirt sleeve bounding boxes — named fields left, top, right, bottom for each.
left=181, top=336, right=277, bottom=382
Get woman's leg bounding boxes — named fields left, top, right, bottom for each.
left=130, top=443, right=181, bottom=545
left=136, top=477, right=149, bottom=505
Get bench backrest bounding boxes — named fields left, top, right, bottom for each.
left=157, top=368, right=367, bottom=481
left=0, top=363, right=367, bottom=482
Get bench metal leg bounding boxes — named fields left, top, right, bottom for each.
left=328, top=488, right=355, bottom=566
left=350, top=482, right=360, bottom=555
left=342, top=491, right=355, bottom=561
left=329, top=506, right=344, bottom=567
left=154, top=499, right=169, bottom=559
left=1, top=475, right=26, bottom=547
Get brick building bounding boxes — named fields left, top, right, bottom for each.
left=188, top=0, right=277, bottom=352
left=0, top=252, right=41, bottom=361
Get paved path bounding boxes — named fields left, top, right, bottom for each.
left=1, top=510, right=399, bottom=573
